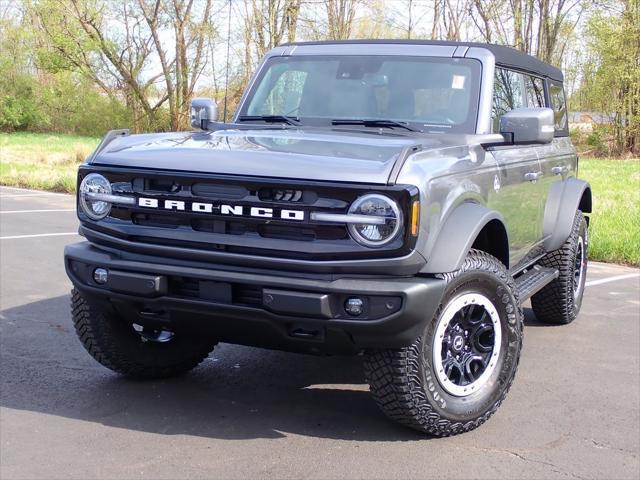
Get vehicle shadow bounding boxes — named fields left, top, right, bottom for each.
left=0, top=295, right=430, bottom=442
left=522, top=305, right=562, bottom=327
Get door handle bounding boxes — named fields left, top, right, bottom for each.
left=552, top=165, right=569, bottom=175
left=524, top=171, right=543, bottom=182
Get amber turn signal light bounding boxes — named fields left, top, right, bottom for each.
left=411, top=200, right=420, bottom=236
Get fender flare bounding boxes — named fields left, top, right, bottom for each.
left=543, top=178, right=592, bottom=252
left=421, top=203, right=508, bottom=274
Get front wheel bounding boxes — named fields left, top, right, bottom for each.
left=71, top=289, right=217, bottom=379
left=364, top=250, right=523, bottom=436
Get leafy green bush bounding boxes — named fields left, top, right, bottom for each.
left=0, top=71, right=132, bottom=137
left=586, top=129, right=606, bottom=155
left=0, top=72, right=47, bottom=130
left=39, top=74, right=132, bottom=136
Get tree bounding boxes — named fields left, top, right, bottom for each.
left=470, top=0, right=583, bottom=65
left=441, top=0, right=471, bottom=40
left=578, top=0, right=639, bottom=155
left=139, top=0, right=214, bottom=130
left=248, top=0, right=301, bottom=58
left=536, top=0, right=585, bottom=64
left=326, top=0, right=359, bottom=40
left=32, top=0, right=214, bottom=131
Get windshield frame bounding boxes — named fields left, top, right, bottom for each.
left=236, top=54, right=483, bottom=134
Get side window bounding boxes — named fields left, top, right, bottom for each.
left=252, top=70, right=308, bottom=116
left=549, top=81, right=568, bottom=132
left=525, top=75, right=545, bottom=107
left=492, top=68, right=525, bottom=132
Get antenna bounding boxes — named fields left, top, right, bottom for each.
left=223, top=0, right=232, bottom=123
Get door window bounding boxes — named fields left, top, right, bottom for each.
left=549, top=81, right=568, bottom=133
left=492, top=68, right=525, bottom=132
left=525, top=75, right=545, bottom=107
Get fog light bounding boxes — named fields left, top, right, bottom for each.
left=345, top=297, right=365, bottom=316
left=93, top=268, right=109, bottom=285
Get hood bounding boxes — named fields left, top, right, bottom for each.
left=91, top=128, right=481, bottom=184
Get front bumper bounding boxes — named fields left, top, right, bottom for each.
left=65, top=242, right=446, bottom=354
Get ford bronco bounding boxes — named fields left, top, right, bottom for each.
left=65, top=40, right=591, bottom=436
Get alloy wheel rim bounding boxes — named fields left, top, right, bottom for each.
left=433, top=293, right=502, bottom=397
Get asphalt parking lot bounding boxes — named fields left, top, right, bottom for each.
left=1, top=186, right=638, bottom=480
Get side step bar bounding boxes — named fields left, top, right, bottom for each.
left=514, top=266, right=559, bottom=302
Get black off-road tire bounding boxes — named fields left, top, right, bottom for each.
left=364, top=250, right=523, bottom=436
left=531, top=210, right=588, bottom=325
left=71, top=289, right=216, bottom=379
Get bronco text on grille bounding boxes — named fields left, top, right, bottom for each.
left=137, top=197, right=306, bottom=221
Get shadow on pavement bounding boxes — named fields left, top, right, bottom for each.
left=0, top=295, right=430, bottom=442
left=522, top=306, right=564, bottom=327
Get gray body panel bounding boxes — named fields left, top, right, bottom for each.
left=395, top=137, right=577, bottom=272
left=91, top=129, right=418, bottom=184
left=91, top=128, right=499, bottom=186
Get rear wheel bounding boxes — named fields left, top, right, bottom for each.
left=531, top=210, right=588, bottom=325
left=71, top=289, right=216, bottom=379
left=364, top=250, right=523, bottom=436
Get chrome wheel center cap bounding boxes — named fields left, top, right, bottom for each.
left=452, top=335, right=465, bottom=352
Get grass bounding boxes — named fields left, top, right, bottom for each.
left=0, top=133, right=638, bottom=265
left=579, top=158, right=640, bottom=266
left=0, top=132, right=99, bottom=192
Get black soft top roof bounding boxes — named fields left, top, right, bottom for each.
left=281, top=39, right=563, bottom=82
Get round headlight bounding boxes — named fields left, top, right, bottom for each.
left=348, top=194, right=403, bottom=247
left=79, top=173, right=112, bottom=220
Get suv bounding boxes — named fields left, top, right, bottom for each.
left=65, top=40, right=591, bottom=436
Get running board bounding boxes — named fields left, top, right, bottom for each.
left=514, top=266, right=559, bottom=302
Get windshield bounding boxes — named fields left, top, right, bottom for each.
left=239, top=55, right=481, bottom=133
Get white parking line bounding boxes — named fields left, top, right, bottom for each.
left=0, top=186, right=41, bottom=191
left=585, top=273, right=640, bottom=287
left=0, top=209, right=76, bottom=214
left=0, top=186, right=71, bottom=195
left=0, top=193, right=65, bottom=198
left=0, top=232, right=78, bottom=240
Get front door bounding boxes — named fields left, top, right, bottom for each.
left=489, top=147, right=545, bottom=268
left=487, top=68, right=546, bottom=269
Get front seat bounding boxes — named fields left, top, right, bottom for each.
left=328, top=80, right=377, bottom=118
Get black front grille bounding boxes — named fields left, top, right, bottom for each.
left=169, top=277, right=200, bottom=297
left=80, top=166, right=416, bottom=261
left=124, top=211, right=347, bottom=242
left=232, top=284, right=263, bottom=306
left=109, top=175, right=351, bottom=244
left=133, top=213, right=183, bottom=228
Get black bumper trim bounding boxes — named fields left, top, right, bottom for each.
left=64, top=241, right=446, bottom=352
left=79, top=225, right=427, bottom=275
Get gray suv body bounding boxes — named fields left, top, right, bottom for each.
left=65, top=40, right=592, bottom=436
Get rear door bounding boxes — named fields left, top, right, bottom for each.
left=534, top=79, right=578, bottom=243
left=487, top=68, right=546, bottom=269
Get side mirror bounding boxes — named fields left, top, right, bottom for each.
left=500, top=107, right=555, bottom=144
left=190, top=97, right=218, bottom=130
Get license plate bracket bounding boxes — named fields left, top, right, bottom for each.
left=200, top=281, right=232, bottom=303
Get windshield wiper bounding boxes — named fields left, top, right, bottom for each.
left=237, top=115, right=301, bottom=126
left=331, top=119, right=420, bottom=132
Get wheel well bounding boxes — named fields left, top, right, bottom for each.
left=471, top=219, right=509, bottom=268
left=579, top=187, right=592, bottom=214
